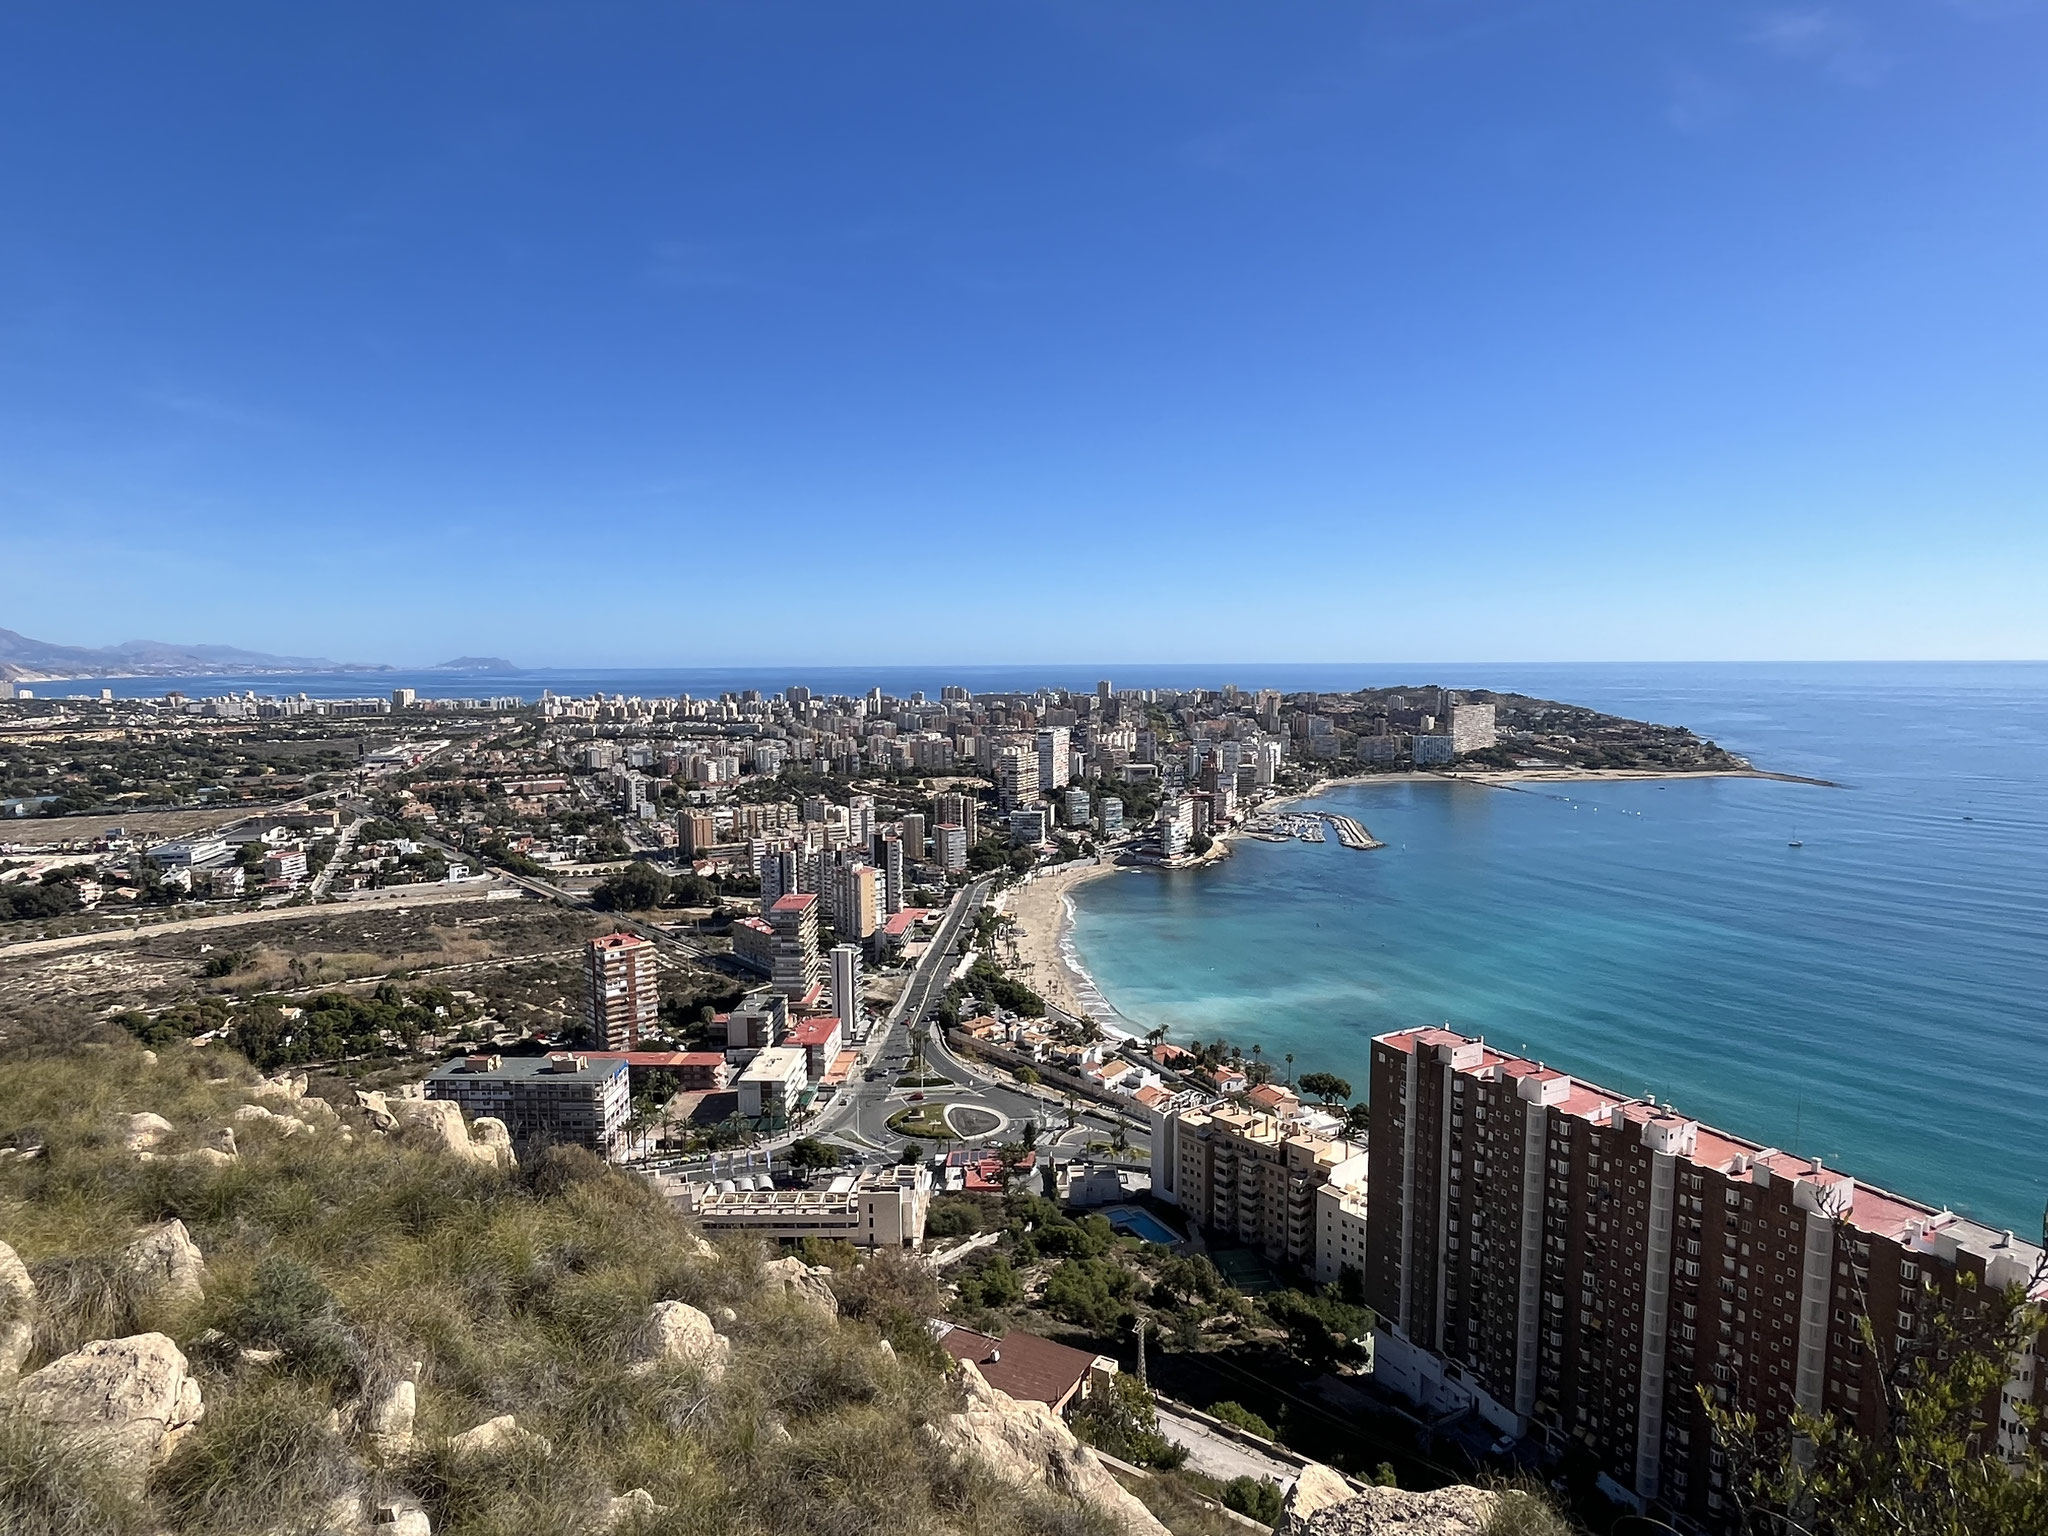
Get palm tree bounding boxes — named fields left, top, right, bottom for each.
left=1285, top=1052, right=1294, bottom=1085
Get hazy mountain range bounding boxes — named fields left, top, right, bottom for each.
left=0, top=627, right=516, bottom=681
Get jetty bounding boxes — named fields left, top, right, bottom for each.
left=1242, top=809, right=1383, bottom=850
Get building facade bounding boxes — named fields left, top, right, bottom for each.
left=766, top=892, right=822, bottom=1000
left=426, top=1051, right=630, bottom=1158
left=1150, top=1100, right=1366, bottom=1269
left=1364, top=1025, right=2048, bottom=1526
left=586, top=932, right=658, bottom=1051
left=678, top=1163, right=932, bottom=1248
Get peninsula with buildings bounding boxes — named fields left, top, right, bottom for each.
left=0, top=671, right=2028, bottom=1536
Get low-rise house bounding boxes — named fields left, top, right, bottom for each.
left=679, top=1162, right=931, bottom=1248
left=933, top=1325, right=1118, bottom=1416
left=735, top=1046, right=808, bottom=1118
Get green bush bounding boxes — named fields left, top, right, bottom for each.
left=1220, top=1475, right=1283, bottom=1526
left=1205, top=1401, right=1274, bottom=1440
left=1069, top=1374, right=1186, bottom=1471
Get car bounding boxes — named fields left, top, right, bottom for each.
left=909, top=1092, right=925, bottom=1102
left=1489, top=1434, right=1518, bottom=1458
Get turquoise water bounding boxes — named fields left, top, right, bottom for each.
left=1067, top=664, right=2048, bottom=1233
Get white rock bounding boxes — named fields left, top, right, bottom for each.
left=232, top=1103, right=309, bottom=1136
left=1282, top=1461, right=1355, bottom=1531
left=387, top=1100, right=515, bottom=1170
left=120, top=1219, right=206, bottom=1304
left=4, top=1333, right=205, bottom=1492
left=925, top=1361, right=1167, bottom=1536
left=0, top=1239, right=35, bottom=1386
left=207, top=1126, right=239, bottom=1156
left=253, top=1071, right=308, bottom=1104
left=364, top=1363, right=420, bottom=1460
left=123, top=1111, right=175, bottom=1154
left=689, top=1235, right=719, bottom=1261
left=373, top=1499, right=433, bottom=1535
left=599, top=1489, right=662, bottom=1530
left=1288, top=1486, right=1501, bottom=1536
left=628, top=1301, right=731, bottom=1382
left=355, top=1090, right=399, bottom=1132
left=714, top=1306, right=737, bottom=1327
left=140, top=1049, right=158, bottom=1066
left=758, top=1256, right=837, bottom=1317
left=446, top=1413, right=549, bottom=1461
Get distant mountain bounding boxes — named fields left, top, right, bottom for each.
left=430, top=656, right=519, bottom=673
left=0, top=627, right=390, bottom=681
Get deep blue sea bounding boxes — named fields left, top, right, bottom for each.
left=1066, top=663, right=2048, bottom=1234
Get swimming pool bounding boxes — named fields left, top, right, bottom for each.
left=1096, top=1204, right=1183, bottom=1246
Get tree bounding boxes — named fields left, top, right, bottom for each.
left=1298, top=1072, right=1353, bottom=1106
left=1070, top=1373, right=1186, bottom=1469
left=1706, top=1216, right=2048, bottom=1536
left=591, top=862, right=669, bottom=911
left=788, top=1137, right=841, bottom=1170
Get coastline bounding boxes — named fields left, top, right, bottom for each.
left=995, top=858, right=1127, bottom=1026
left=1002, top=762, right=1837, bottom=1044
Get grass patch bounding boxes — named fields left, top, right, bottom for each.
left=886, top=1105, right=956, bottom=1139
left=0, top=1031, right=1155, bottom=1536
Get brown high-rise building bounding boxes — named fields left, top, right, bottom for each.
left=584, top=932, right=657, bottom=1051
left=1365, top=1026, right=2046, bottom=1530
left=678, top=811, right=717, bottom=856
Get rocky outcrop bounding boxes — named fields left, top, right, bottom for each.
left=120, top=1218, right=207, bottom=1304
left=758, top=1256, right=837, bottom=1317
left=925, top=1360, right=1169, bottom=1536
left=252, top=1071, right=309, bottom=1105
left=1283, top=1460, right=1356, bottom=1530
left=0, top=1239, right=34, bottom=1386
left=233, top=1102, right=312, bottom=1137
left=123, top=1111, right=175, bottom=1154
left=372, top=1499, right=433, bottom=1535
left=1288, top=1486, right=1500, bottom=1536
left=628, top=1301, right=731, bottom=1382
left=599, top=1489, right=662, bottom=1530
left=447, top=1413, right=549, bottom=1461
left=363, top=1360, right=422, bottom=1461
left=374, top=1098, right=516, bottom=1170
left=4, top=1332, right=205, bottom=1491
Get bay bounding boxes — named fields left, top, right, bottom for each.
left=1066, top=663, right=2048, bottom=1233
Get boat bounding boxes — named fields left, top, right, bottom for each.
left=1788, top=840, right=1803, bottom=848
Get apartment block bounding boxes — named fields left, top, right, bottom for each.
left=585, top=932, right=658, bottom=1051
left=426, top=1050, right=630, bottom=1159
left=1149, top=1100, right=1366, bottom=1269
left=766, top=892, right=822, bottom=1000
left=678, top=1163, right=932, bottom=1248
left=1364, top=1025, right=2048, bottom=1528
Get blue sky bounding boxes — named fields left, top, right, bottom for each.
left=2, top=3, right=2044, bottom=666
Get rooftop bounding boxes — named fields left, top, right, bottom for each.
left=936, top=1326, right=1104, bottom=1410
left=428, top=1052, right=627, bottom=1084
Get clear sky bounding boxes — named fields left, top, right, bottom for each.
left=2, top=4, right=2044, bottom=667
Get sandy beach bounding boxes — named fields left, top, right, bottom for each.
left=995, top=857, right=1124, bottom=1021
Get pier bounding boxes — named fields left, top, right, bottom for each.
left=1243, top=810, right=1384, bottom=850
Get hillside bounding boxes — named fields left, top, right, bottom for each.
left=0, top=1029, right=1199, bottom=1536
left=0, top=627, right=386, bottom=682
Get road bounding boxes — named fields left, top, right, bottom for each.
left=0, top=878, right=517, bottom=960
left=1155, top=1406, right=1301, bottom=1492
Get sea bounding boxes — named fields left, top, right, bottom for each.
left=1064, top=662, right=2048, bottom=1235
left=34, top=659, right=2048, bottom=1230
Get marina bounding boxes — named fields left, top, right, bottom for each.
left=1244, top=810, right=1383, bottom=850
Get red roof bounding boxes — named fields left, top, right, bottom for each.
left=590, top=932, right=648, bottom=951
left=581, top=1050, right=726, bottom=1069
left=940, top=1327, right=1098, bottom=1411
left=786, top=1017, right=842, bottom=1047
left=769, top=892, right=817, bottom=913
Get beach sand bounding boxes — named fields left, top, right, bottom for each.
left=996, top=858, right=1122, bottom=1021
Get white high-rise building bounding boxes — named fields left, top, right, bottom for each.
left=996, top=746, right=1039, bottom=811
left=900, top=812, right=926, bottom=863
left=883, top=835, right=905, bottom=913
left=830, top=944, right=864, bottom=1036
left=1036, top=726, right=1071, bottom=793
left=936, top=823, right=969, bottom=874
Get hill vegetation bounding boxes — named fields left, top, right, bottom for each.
left=0, top=1023, right=1138, bottom=1536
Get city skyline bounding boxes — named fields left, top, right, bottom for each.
left=4, top=4, right=2045, bottom=665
